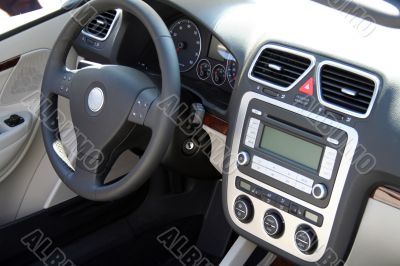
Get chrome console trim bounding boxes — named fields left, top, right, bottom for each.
left=226, top=91, right=358, bottom=262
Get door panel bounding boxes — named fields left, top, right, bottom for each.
left=0, top=111, right=32, bottom=178
left=0, top=12, right=78, bottom=225
left=0, top=49, right=49, bottom=104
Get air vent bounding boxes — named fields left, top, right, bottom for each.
left=318, top=62, right=379, bottom=118
left=249, top=45, right=315, bottom=91
left=82, top=10, right=121, bottom=41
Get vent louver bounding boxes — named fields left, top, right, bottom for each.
left=83, top=10, right=120, bottom=41
left=249, top=45, right=314, bottom=91
left=318, top=62, right=379, bottom=118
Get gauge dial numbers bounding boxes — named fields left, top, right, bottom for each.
left=212, top=64, right=226, bottom=86
left=226, top=58, right=238, bottom=89
left=196, top=59, right=212, bottom=80
left=169, top=19, right=202, bottom=72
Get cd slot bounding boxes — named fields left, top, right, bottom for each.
left=264, top=114, right=324, bottom=144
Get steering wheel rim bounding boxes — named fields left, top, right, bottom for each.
left=40, top=0, right=180, bottom=201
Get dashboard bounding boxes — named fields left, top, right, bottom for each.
left=73, top=0, right=400, bottom=265
left=76, top=10, right=237, bottom=117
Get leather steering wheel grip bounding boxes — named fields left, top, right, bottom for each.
left=40, top=0, right=180, bottom=201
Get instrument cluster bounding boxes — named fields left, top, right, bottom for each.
left=169, top=18, right=238, bottom=90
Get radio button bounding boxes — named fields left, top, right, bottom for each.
left=327, top=137, right=339, bottom=145
left=289, top=203, right=299, bottom=215
left=295, top=182, right=312, bottom=194
left=237, top=151, right=251, bottom=166
left=251, top=162, right=277, bottom=181
left=322, top=159, right=335, bottom=168
left=262, top=159, right=276, bottom=170
left=251, top=162, right=263, bottom=172
left=324, top=147, right=338, bottom=159
left=282, top=176, right=297, bottom=187
left=252, top=156, right=264, bottom=165
left=246, top=127, right=258, bottom=138
left=252, top=187, right=263, bottom=198
left=268, top=171, right=285, bottom=183
left=248, top=118, right=260, bottom=129
left=319, top=147, right=337, bottom=180
left=270, top=162, right=283, bottom=172
left=296, top=174, right=314, bottom=187
left=283, top=168, right=297, bottom=179
left=312, top=184, right=328, bottom=200
left=275, top=195, right=290, bottom=207
left=319, top=168, right=333, bottom=180
left=245, top=137, right=256, bottom=148
left=269, top=171, right=284, bottom=184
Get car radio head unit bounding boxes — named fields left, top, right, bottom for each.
left=225, top=91, right=358, bottom=262
left=237, top=98, right=348, bottom=209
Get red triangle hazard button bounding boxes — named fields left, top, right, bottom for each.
left=299, top=78, right=314, bottom=95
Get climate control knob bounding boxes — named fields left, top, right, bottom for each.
left=263, top=210, right=284, bottom=238
left=295, top=225, right=317, bottom=254
left=237, top=151, right=250, bottom=166
left=233, top=196, right=253, bottom=223
left=312, top=184, right=328, bottom=200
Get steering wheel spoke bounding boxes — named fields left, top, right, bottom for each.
left=45, top=67, right=77, bottom=99
left=128, top=88, right=160, bottom=130
left=74, top=145, right=113, bottom=181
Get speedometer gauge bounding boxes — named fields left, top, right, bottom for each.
left=169, top=19, right=202, bottom=72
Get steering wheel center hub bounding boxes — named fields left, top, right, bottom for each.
left=88, top=87, right=105, bottom=112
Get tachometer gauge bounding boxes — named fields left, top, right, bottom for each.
left=196, top=59, right=211, bottom=80
left=169, top=19, right=202, bottom=72
left=226, top=57, right=238, bottom=89
left=212, top=64, right=226, bottom=86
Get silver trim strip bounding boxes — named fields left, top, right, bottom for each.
left=82, top=9, right=122, bottom=42
left=248, top=44, right=316, bottom=92
left=219, top=236, right=257, bottom=266
left=316, top=60, right=380, bottom=119
left=227, top=91, right=358, bottom=262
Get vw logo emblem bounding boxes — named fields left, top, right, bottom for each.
left=88, top=87, right=104, bottom=112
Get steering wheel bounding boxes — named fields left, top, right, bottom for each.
left=40, top=0, right=180, bottom=201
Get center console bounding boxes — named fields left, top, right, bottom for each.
left=225, top=91, right=358, bottom=262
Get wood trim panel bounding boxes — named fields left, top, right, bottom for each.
left=0, top=56, right=20, bottom=72
left=203, top=113, right=229, bottom=135
left=272, top=256, right=294, bottom=266
left=372, top=186, right=400, bottom=209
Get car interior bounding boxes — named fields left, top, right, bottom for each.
left=0, top=0, right=399, bottom=265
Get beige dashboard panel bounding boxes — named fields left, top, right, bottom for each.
left=346, top=199, right=400, bottom=266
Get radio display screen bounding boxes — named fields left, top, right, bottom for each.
left=259, top=126, right=323, bottom=170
